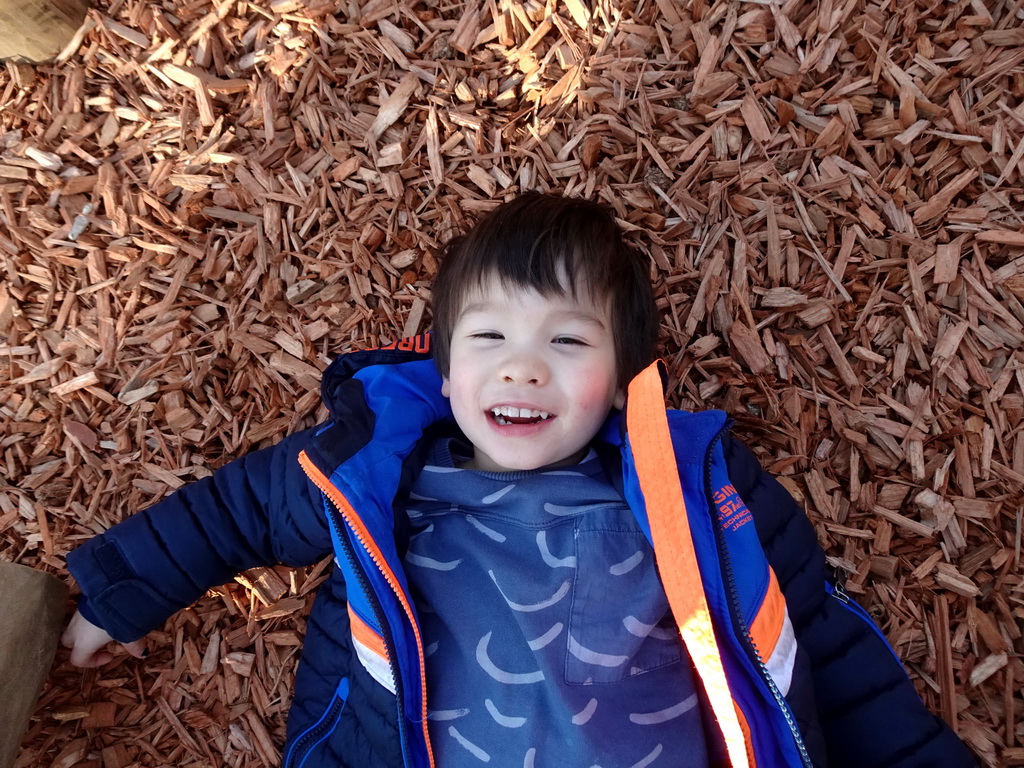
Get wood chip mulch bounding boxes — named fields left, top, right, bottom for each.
left=2, top=0, right=1023, bottom=765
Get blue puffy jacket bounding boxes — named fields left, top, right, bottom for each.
left=67, top=337, right=976, bottom=768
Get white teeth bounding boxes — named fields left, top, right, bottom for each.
left=490, top=406, right=551, bottom=420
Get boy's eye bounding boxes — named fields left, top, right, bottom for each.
left=471, top=332, right=503, bottom=340
left=553, top=336, right=586, bottom=346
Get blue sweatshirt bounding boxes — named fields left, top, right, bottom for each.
left=405, top=436, right=707, bottom=767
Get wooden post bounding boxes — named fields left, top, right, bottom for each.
left=0, top=0, right=89, bottom=63
left=0, top=563, right=68, bottom=768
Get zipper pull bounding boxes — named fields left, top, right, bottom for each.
left=829, top=569, right=852, bottom=604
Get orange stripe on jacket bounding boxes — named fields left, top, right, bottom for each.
left=749, top=569, right=786, bottom=661
left=626, top=363, right=752, bottom=768
left=736, top=704, right=757, bottom=767
left=348, top=605, right=389, bottom=661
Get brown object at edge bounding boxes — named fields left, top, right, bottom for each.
left=0, top=563, right=68, bottom=768
left=0, top=0, right=89, bottom=62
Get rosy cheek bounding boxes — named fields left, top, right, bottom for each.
left=573, top=374, right=618, bottom=414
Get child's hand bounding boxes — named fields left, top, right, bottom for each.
left=61, top=610, right=148, bottom=667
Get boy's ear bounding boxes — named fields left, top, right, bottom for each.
left=441, top=377, right=451, bottom=398
left=613, top=387, right=625, bottom=410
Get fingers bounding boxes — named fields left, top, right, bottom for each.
left=122, top=639, right=149, bottom=659
left=69, top=645, right=114, bottom=668
left=62, top=609, right=151, bottom=667
left=69, top=641, right=146, bottom=667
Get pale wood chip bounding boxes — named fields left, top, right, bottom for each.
left=368, top=73, right=419, bottom=143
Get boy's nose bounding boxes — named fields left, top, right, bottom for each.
left=498, top=354, right=548, bottom=385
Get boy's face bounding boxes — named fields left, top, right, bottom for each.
left=441, top=276, right=624, bottom=473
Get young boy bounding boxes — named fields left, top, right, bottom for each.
left=62, top=194, right=975, bottom=768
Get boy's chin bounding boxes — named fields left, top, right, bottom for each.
left=466, top=446, right=589, bottom=473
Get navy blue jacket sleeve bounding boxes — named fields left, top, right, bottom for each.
left=723, top=435, right=977, bottom=768
left=66, top=426, right=331, bottom=644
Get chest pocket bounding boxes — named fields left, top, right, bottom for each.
left=565, top=527, right=682, bottom=684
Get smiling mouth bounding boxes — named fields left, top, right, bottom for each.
left=489, top=406, right=552, bottom=426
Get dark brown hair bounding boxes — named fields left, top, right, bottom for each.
left=430, top=192, right=658, bottom=387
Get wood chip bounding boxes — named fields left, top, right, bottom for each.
left=368, top=74, right=419, bottom=143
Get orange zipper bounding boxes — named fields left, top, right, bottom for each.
left=299, top=450, right=435, bottom=768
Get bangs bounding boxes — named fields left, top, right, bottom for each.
left=455, top=224, right=610, bottom=306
